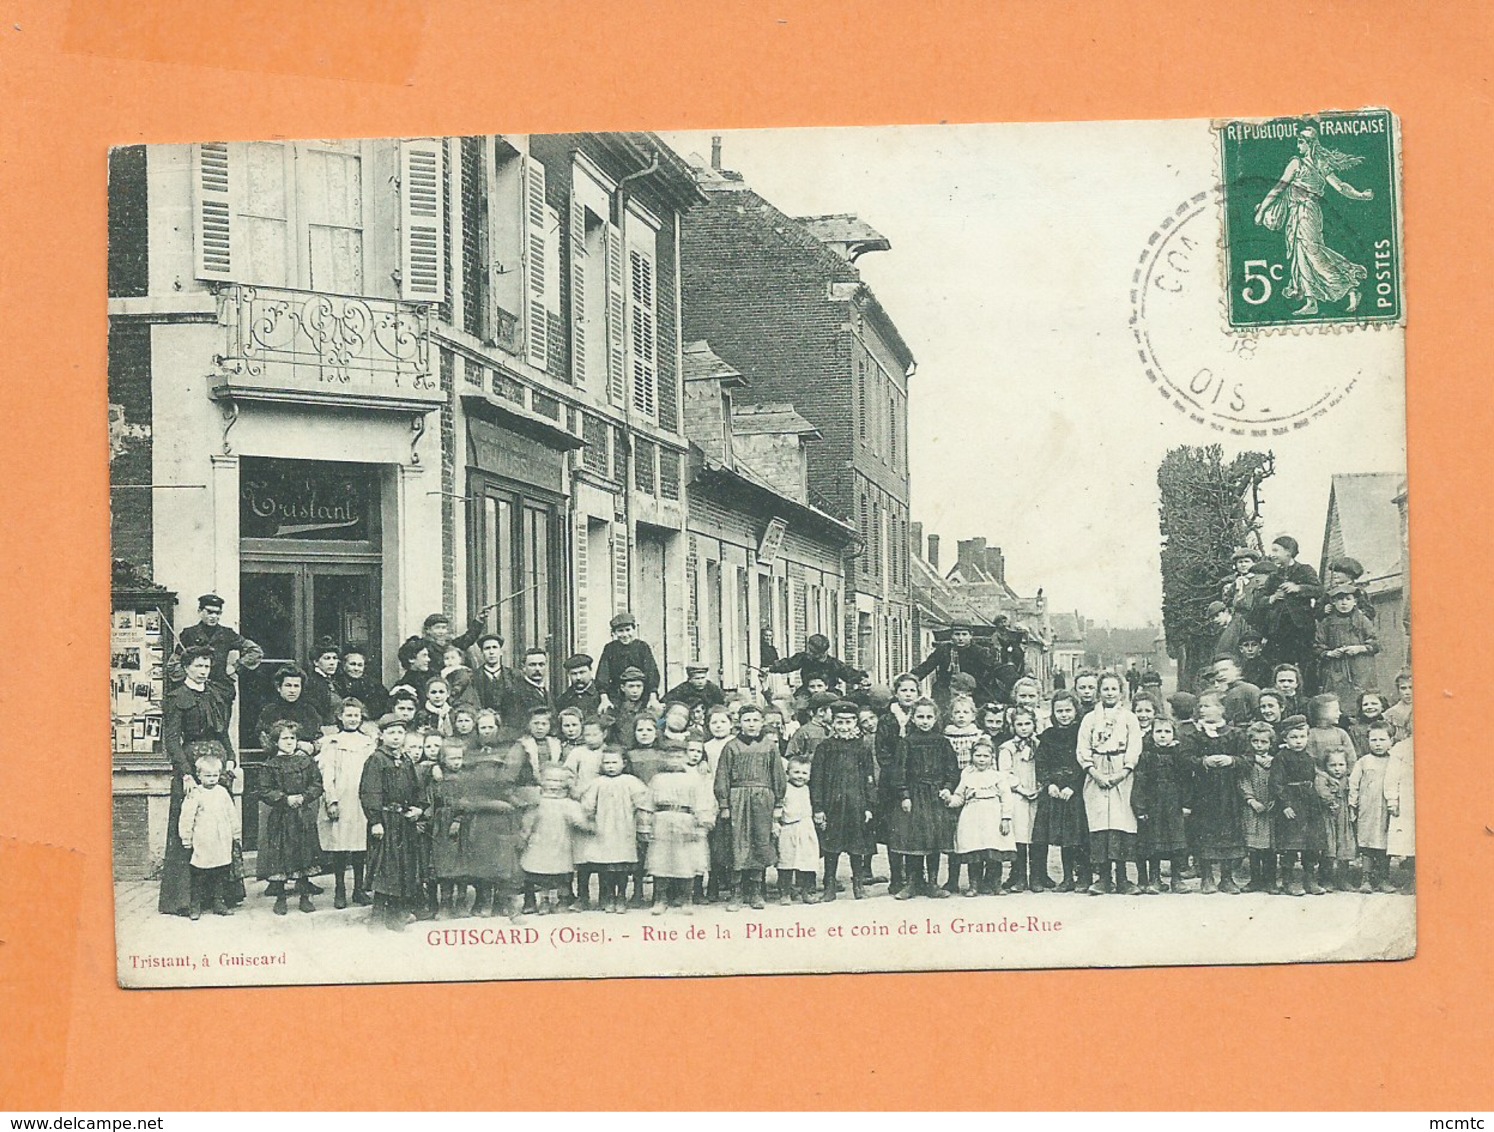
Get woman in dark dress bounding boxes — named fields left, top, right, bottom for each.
left=159, top=646, right=236, bottom=915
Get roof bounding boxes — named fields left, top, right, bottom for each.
left=1322, top=473, right=1404, bottom=588
left=689, top=445, right=857, bottom=547
left=797, top=214, right=892, bottom=260
left=1050, top=612, right=1083, bottom=643
left=910, top=553, right=991, bottom=629
left=731, top=402, right=821, bottom=439
left=682, top=339, right=747, bottom=387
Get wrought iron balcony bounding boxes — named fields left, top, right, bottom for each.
left=212, top=284, right=443, bottom=410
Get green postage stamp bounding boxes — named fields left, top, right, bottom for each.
left=1218, top=108, right=1401, bottom=329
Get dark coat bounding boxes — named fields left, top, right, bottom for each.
left=1261, top=561, right=1323, bottom=669
left=884, top=728, right=960, bottom=854
left=1133, top=738, right=1189, bottom=856
left=1032, top=721, right=1087, bottom=847
left=303, top=669, right=341, bottom=726
left=555, top=682, right=604, bottom=723
left=1184, top=725, right=1246, bottom=859
left=911, top=642, right=996, bottom=707
left=158, top=681, right=236, bottom=914
left=254, top=752, right=324, bottom=878
left=332, top=672, right=390, bottom=720
left=663, top=679, right=726, bottom=712
left=809, top=736, right=877, bottom=855
left=1270, top=746, right=1323, bottom=852
left=359, top=749, right=423, bottom=898
left=596, top=639, right=661, bottom=702
left=169, top=621, right=263, bottom=693
left=767, top=649, right=863, bottom=693
left=255, top=696, right=325, bottom=750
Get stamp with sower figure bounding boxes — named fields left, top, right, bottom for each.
left=1218, top=109, right=1402, bottom=329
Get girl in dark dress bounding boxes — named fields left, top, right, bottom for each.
left=1133, top=717, right=1190, bottom=893
left=1183, top=692, right=1247, bottom=894
left=1032, top=692, right=1090, bottom=892
left=809, top=702, right=878, bottom=900
left=885, top=698, right=960, bottom=899
left=254, top=720, right=324, bottom=915
left=1271, top=715, right=1326, bottom=896
left=875, top=674, right=921, bottom=895
left=159, top=647, right=237, bottom=916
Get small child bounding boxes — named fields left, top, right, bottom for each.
left=518, top=707, right=564, bottom=783
left=1315, top=747, right=1356, bottom=890
left=1237, top=722, right=1278, bottom=893
left=1307, top=694, right=1356, bottom=773
left=416, top=677, right=456, bottom=737
left=1033, top=692, right=1090, bottom=892
left=624, top=715, right=666, bottom=906
left=406, top=729, right=439, bottom=919
left=944, top=694, right=982, bottom=768
left=556, top=706, right=585, bottom=755
left=431, top=741, right=471, bottom=918
left=1257, top=690, right=1287, bottom=733
left=702, top=706, right=738, bottom=902
left=785, top=691, right=836, bottom=764
left=646, top=743, right=715, bottom=913
left=658, top=702, right=695, bottom=751
left=886, top=698, right=960, bottom=900
left=359, top=716, right=424, bottom=930
left=776, top=757, right=822, bottom=904
left=948, top=735, right=1014, bottom=896
left=858, top=707, right=881, bottom=751
left=998, top=708, right=1042, bottom=892
left=1133, top=717, right=1189, bottom=894
left=1383, top=734, right=1415, bottom=893
left=1167, top=691, right=1199, bottom=739
left=1271, top=665, right=1306, bottom=720
left=1315, top=584, right=1380, bottom=708
left=715, top=704, right=788, bottom=911
left=564, top=719, right=609, bottom=908
left=682, top=738, right=718, bottom=901
left=1183, top=692, right=1245, bottom=895
left=255, top=720, right=325, bottom=915
left=452, top=705, right=477, bottom=742
left=1349, top=723, right=1396, bottom=893
left=520, top=765, right=589, bottom=914
left=177, top=749, right=240, bottom=919
left=578, top=751, right=649, bottom=913
left=1132, top=696, right=1157, bottom=739
left=316, top=697, right=377, bottom=909
left=1271, top=716, right=1324, bottom=895
left=809, top=701, right=878, bottom=901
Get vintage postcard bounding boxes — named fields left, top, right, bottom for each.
left=110, top=114, right=1412, bottom=988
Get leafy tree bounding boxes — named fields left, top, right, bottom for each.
left=1157, top=445, right=1273, bottom=690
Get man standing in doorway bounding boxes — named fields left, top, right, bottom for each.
left=168, top=593, right=263, bottom=699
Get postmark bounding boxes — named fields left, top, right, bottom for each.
left=1218, top=109, right=1402, bottom=329
left=1130, top=190, right=1394, bottom=435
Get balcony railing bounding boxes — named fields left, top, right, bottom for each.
left=213, top=284, right=443, bottom=408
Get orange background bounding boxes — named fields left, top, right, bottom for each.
left=1, top=0, right=1490, bottom=1111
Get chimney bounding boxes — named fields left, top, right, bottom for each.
left=926, top=533, right=940, bottom=570
left=909, top=521, right=924, bottom=561
left=957, top=537, right=986, bottom=572
left=710, top=135, right=723, bottom=171
left=986, top=546, right=1006, bottom=585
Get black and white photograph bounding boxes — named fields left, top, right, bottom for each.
left=108, top=118, right=1412, bottom=988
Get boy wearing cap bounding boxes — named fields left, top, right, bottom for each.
left=606, top=666, right=660, bottom=749
left=168, top=593, right=264, bottom=695
left=809, top=701, right=878, bottom=900
left=555, top=653, right=602, bottom=722
left=595, top=613, right=662, bottom=709
left=1218, top=545, right=1269, bottom=656
left=1236, top=631, right=1271, bottom=690
left=784, top=690, right=838, bottom=765
left=1315, top=584, right=1380, bottom=707
left=419, top=612, right=485, bottom=679
left=665, top=663, right=726, bottom=713
left=912, top=624, right=996, bottom=711
left=767, top=633, right=864, bottom=696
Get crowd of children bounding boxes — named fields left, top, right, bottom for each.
left=162, top=607, right=1415, bottom=928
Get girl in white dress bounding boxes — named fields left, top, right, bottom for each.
left=776, top=757, right=822, bottom=903
left=949, top=736, right=1014, bottom=896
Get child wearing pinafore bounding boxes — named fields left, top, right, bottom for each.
left=177, top=749, right=241, bottom=919
left=948, top=735, right=1014, bottom=896
left=1349, top=722, right=1395, bottom=893
left=1237, top=722, right=1277, bottom=893
left=776, top=757, right=822, bottom=904
left=1315, top=747, right=1356, bottom=890
left=1383, top=734, right=1415, bottom=893
left=1077, top=673, right=1143, bottom=896
left=316, top=698, right=377, bottom=909
left=520, top=765, right=590, bottom=914
left=646, top=743, right=715, bottom=913
left=579, top=750, right=649, bottom=914
left=256, top=720, right=325, bottom=915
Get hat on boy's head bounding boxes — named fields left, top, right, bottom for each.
left=618, top=665, right=646, bottom=683
left=949, top=621, right=972, bottom=633
left=686, top=662, right=709, bottom=674
left=949, top=672, right=978, bottom=694
left=422, top=612, right=451, bottom=631
left=1230, top=545, right=1259, bottom=562
left=1240, top=629, right=1264, bottom=644
left=476, top=631, right=504, bottom=649
left=1281, top=714, right=1310, bottom=731
left=376, top=714, right=409, bottom=732
left=610, top=612, right=636, bottom=630
left=831, top=699, right=860, bottom=718
left=808, top=690, right=839, bottom=710
left=1206, top=601, right=1228, bottom=616
left=1328, top=583, right=1358, bottom=598
left=1328, top=556, right=1365, bottom=579
left=1272, top=535, right=1300, bottom=558
left=198, top=593, right=225, bottom=610
left=563, top=653, right=593, bottom=671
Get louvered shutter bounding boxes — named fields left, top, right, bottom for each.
left=193, top=142, right=234, bottom=281
left=628, top=245, right=657, bottom=418
left=399, top=139, right=444, bottom=302
left=569, top=195, right=588, bottom=384
left=612, top=520, right=630, bottom=614
left=604, top=222, right=626, bottom=405
left=522, top=157, right=549, bottom=369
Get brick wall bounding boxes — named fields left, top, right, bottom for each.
left=113, top=795, right=151, bottom=879
left=109, top=320, right=153, bottom=575
left=459, top=137, right=485, bottom=338
left=680, top=189, right=861, bottom=521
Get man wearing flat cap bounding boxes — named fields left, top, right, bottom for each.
left=167, top=593, right=263, bottom=702
left=555, top=653, right=603, bottom=722
left=911, top=622, right=995, bottom=710
left=665, top=662, right=726, bottom=713
left=1262, top=535, right=1323, bottom=690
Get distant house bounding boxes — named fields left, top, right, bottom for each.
left=1049, top=611, right=1087, bottom=687
left=1320, top=472, right=1408, bottom=693
left=908, top=523, right=989, bottom=668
